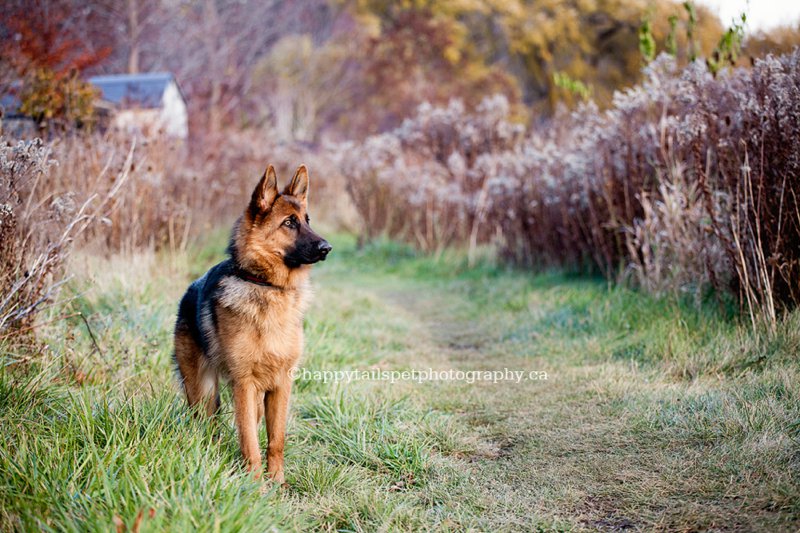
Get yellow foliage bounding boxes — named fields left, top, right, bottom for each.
left=19, top=68, right=99, bottom=130
left=350, top=0, right=725, bottom=112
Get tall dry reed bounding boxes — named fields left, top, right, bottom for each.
left=340, top=50, right=800, bottom=323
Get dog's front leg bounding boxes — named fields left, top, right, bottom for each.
left=233, top=381, right=262, bottom=477
left=264, top=379, right=292, bottom=484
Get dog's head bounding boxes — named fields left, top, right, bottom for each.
left=232, top=164, right=331, bottom=276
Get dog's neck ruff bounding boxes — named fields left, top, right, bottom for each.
left=233, top=267, right=277, bottom=288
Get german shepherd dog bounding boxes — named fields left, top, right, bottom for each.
left=174, top=164, right=330, bottom=483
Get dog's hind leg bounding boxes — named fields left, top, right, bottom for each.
left=174, top=327, right=219, bottom=417
left=199, top=364, right=220, bottom=417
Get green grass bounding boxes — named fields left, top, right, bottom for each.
left=1, top=233, right=799, bottom=531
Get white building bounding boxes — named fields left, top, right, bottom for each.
left=89, top=72, right=188, bottom=139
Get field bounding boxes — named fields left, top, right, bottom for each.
left=2, top=231, right=798, bottom=531
left=3, top=1, right=800, bottom=531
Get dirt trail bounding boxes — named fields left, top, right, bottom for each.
left=378, top=283, right=676, bottom=531
left=316, top=262, right=796, bottom=532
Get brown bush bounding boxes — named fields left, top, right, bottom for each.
left=0, top=137, right=120, bottom=336
left=0, top=129, right=353, bottom=340
left=340, top=49, right=800, bottom=323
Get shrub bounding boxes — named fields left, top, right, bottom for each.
left=0, top=130, right=351, bottom=340
left=0, top=132, right=216, bottom=340
left=337, top=96, right=524, bottom=252
left=47, top=135, right=193, bottom=253
left=340, top=49, right=800, bottom=322
left=17, top=68, right=100, bottom=131
left=0, top=138, right=103, bottom=336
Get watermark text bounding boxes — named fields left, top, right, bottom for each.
left=289, top=367, right=548, bottom=384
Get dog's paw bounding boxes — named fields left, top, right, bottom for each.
left=269, top=471, right=285, bottom=485
left=258, top=479, right=288, bottom=495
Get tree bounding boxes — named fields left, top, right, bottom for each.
left=251, top=34, right=363, bottom=142
left=0, top=0, right=111, bottom=76
left=345, top=0, right=522, bottom=135
left=743, top=24, right=800, bottom=59
left=144, top=0, right=332, bottom=134
left=0, top=0, right=110, bottom=129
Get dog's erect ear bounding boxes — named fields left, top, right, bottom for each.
left=251, top=164, right=279, bottom=213
left=284, top=165, right=309, bottom=205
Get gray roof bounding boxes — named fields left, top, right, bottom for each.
left=1, top=81, right=23, bottom=117
left=1, top=93, right=21, bottom=116
left=88, top=72, right=182, bottom=108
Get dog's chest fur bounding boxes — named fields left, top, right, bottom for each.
left=211, top=276, right=310, bottom=389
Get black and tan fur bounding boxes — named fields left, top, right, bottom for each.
left=174, top=164, right=330, bottom=483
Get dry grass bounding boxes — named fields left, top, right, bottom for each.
left=0, top=137, right=133, bottom=338
left=339, top=50, right=800, bottom=323
left=2, top=235, right=797, bottom=530
left=0, top=130, right=354, bottom=342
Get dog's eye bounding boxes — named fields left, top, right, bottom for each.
left=283, top=218, right=295, bottom=228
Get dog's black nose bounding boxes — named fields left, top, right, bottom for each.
left=318, top=241, right=332, bottom=256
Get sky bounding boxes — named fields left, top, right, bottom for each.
left=698, top=0, right=800, bottom=31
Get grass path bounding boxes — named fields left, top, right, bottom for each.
left=2, top=234, right=798, bottom=531
left=316, top=237, right=800, bottom=531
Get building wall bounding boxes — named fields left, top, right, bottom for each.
left=112, top=109, right=161, bottom=137
left=107, top=80, right=188, bottom=139
left=160, top=81, right=188, bottom=139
